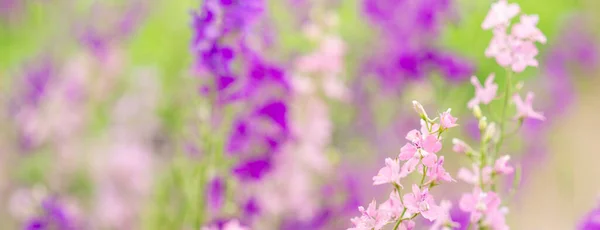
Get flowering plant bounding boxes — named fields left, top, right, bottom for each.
left=348, top=1, right=546, bottom=229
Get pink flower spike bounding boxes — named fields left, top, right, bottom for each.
left=512, top=14, right=547, bottom=44
left=439, top=109, right=458, bottom=129
left=513, top=92, right=545, bottom=121
left=468, top=74, right=498, bottom=109
left=426, top=156, right=455, bottom=184
left=494, top=155, right=514, bottom=175
left=373, top=158, right=403, bottom=186
left=403, top=185, right=440, bottom=221
left=482, top=0, right=520, bottom=30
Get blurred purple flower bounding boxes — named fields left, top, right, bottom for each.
left=232, top=157, right=272, bottom=181
left=24, top=197, right=77, bottom=230
left=361, top=0, right=472, bottom=91
left=579, top=204, right=600, bottom=230
left=207, top=177, right=225, bottom=212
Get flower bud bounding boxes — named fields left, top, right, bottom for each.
left=472, top=105, right=483, bottom=119
left=412, top=100, right=429, bottom=120
left=452, top=138, right=470, bottom=154
left=478, top=117, right=488, bottom=130
left=483, top=122, right=497, bottom=142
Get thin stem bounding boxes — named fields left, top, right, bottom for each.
left=495, top=68, right=513, bottom=157
left=419, top=166, right=428, bottom=189
left=392, top=208, right=408, bottom=230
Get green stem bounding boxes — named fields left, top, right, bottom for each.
left=392, top=208, right=408, bottom=230
left=494, top=68, right=513, bottom=158
left=419, top=165, right=428, bottom=189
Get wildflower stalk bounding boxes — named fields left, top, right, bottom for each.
left=495, top=68, right=513, bottom=157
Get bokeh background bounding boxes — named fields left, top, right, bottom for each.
left=1, top=0, right=599, bottom=229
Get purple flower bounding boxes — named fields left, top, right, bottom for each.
left=578, top=204, right=600, bottom=230
left=207, top=177, right=225, bottom=212
left=232, top=157, right=272, bottom=181
left=360, top=0, right=472, bottom=91
left=24, top=197, right=77, bottom=230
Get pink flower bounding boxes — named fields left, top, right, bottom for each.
left=400, top=220, right=416, bottom=230
left=420, top=120, right=440, bottom=137
left=482, top=0, right=520, bottom=30
left=509, top=39, right=539, bottom=72
left=485, top=27, right=513, bottom=67
left=493, top=155, right=514, bottom=175
left=202, top=220, right=249, bottom=230
left=457, top=164, right=492, bottom=185
left=452, top=138, right=471, bottom=154
left=426, top=156, right=455, bottom=184
left=403, top=185, right=440, bottom=221
left=430, top=200, right=460, bottom=230
left=468, top=74, right=498, bottom=108
left=439, top=109, right=458, bottom=129
left=513, top=92, right=545, bottom=120
left=485, top=26, right=541, bottom=72
left=399, top=131, right=441, bottom=174
left=378, top=191, right=405, bottom=218
left=223, top=220, right=250, bottom=230
left=373, top=158, right=403, bottom=186
left=459, top=188, right=502, bottom=223
left=512, top=14, right=547, bottom=44
left=348, top=200, right=390, bottom=230
left=482, top=207, right=510, bottom=230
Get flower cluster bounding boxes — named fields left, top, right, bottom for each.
left=483, top=0, right=547, bottom=72
left=348, top=101, right=459, bottom=230
left=451, top=1, right=546, bottom=229
left=350, top=1, right=547, bottom=229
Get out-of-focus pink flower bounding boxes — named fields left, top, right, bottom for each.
left=483, top=2, right=546, bottom=72
left=373, top=158, right=403, bottom=186
left=457, top=164, right=492, bottom=185
left=430, top=200, right=460, bottom=230
left=513, top=92, right=545, bottom=120
left=482, top=207, right=510, bottom=230
left=348, top=200, right=391, bottom=230
left=452, top=138, right=471, bottom=154
left=493, top=155, right=514, bottom=175
left=481, top=0, right=520, bottom=30
left=512, top=14, right=547, bottom=44
left=426, top=156, right=454, bottom=184
left=459, top=188, right=501, bottom=223
left=403, top=185, right=440, bottom=221
left=439, top=109, right=458, bottom=129
left=223, top=220, right=250, bottom=230
left=510, top=39, right=540, bottom=72
left=201, top=219, right=249, bottom=230
left=468, top=74, right=498, bottom=108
